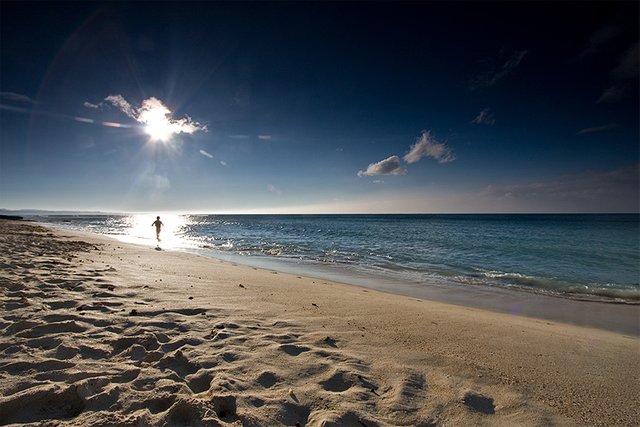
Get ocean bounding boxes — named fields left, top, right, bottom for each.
left=37, top=214, right=639, bottom=303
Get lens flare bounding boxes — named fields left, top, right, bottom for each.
left=144, top=117, right=173, bottom=141
left=140, top=102, right=174, bottom=142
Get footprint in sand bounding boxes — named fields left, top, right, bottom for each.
left=109, top=334, right=160, bottom=355
left=463, top=390, right=496, bottom=414
left=387, top=371, right=428, bottom=413
left=307, top=410, right=375, bottom=427
left=187, top=370, right=214, bottom=393
left=0, top=359, right=75, bottom=375
left=46, top=300, right=79, bottom=310
left=54, top=343, right=79, bottom=360
left=256, top=371, right=280, bottom=388
left=0, top=384, right=85, bottom=424
left=17, top=321, right=88, bottom=339
left=156, top=350, right=201, bottom=378
left=78, top=344, right=110, bottom=360
left=320, top=371, right=353, bottom=393
left=221, top=351, right=242, bottom=363
left=280, top=344, right=311, bottom=356
left=129, top=394, right=177, bottom=414
left=160, top=337, right=203, bottom=352
left=161, top=396, right=236, bottom=425
left=4, top=320, right=40, bottom=335
left=210, top=395, right=238, bottom=421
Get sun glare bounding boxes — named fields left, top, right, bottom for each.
left=140, top=101, right=175, bottom=142
left=118, top=214, right=190, bottom=249
left=144, top=116, right=173, bottom=141
left=145, top=119, right=173, bottom=142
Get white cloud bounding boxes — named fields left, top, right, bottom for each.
left=257, top=135, right=272, bottom=140
left=100, top=95, right=207, bottom=136
left=357, top=155, right=407, bottom=177
left=597, top=85, right=627, bottom=103
left=471, top=108, right=496, bottom=126
left=357, top=130, right=455, bottom=177
left=83, top=101, right=100, bottom=109
left=611, top=42, right=639, bottom=80
left=576, top=124, right=617, bottom=135
left=470, top=49, right=528, bottom=91
left=503, top=50, right=528, bottom=69
left=199, top=149, right=214, bottom=158
left=220, top=160, right=228, bottom=166
left=403, top=130, right=455, bottom=164
left=597, top=42, right=638, bottom=103
left=576, top=26, right=619, bottom=60
left=105, top=94, right=137, bottom=118
left=0, top=92, right=37, bottom=104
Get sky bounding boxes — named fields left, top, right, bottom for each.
left=1, top=1, right=638, bottom=214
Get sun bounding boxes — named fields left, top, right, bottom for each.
left=144, top=117, right=173, bottom=142
left=139, top=101, right=175, bottom=142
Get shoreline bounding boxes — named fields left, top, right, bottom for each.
left=43, top=220, right=640, bottom=336
left=36, top=213, right=640, bottom=307
left=185, top=248, right=640, bottom=336
left=38, top=215, right=640, bottom=305
left=1, top=220, right=638, bottom=425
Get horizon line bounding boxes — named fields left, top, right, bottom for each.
left=2, top=208, right=639, bottom=216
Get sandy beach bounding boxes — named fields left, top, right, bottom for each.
left=0, top=219, right=638, bottom=426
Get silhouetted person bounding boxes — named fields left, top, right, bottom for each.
left=152, top=216, right=163, bottom=242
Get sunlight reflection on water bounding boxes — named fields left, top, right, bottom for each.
left=113, top=214, right=192, bottom=249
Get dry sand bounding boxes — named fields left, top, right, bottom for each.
left=0, top=220, right=638, bottom=426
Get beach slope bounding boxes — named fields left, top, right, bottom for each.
left=0, top=220, right=638, bottom=426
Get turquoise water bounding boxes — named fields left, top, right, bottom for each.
left=40, top=214, right=639, bottom=302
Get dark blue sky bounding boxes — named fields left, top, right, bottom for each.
left=1, top=1, right=638, bottom=213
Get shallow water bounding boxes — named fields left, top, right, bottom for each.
left=39, top=213, right=640, bottom=303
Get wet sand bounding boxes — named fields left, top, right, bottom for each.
left=1, top=220, right=638, bottom=426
